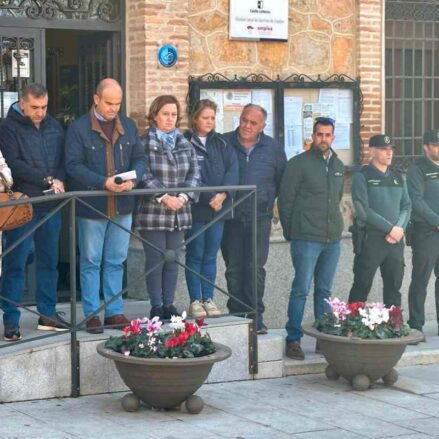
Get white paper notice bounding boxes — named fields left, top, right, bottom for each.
left=284, top=96, right=303, bottom=126
left=251, top=89, right=274, bottom=137
left=319, top=89, right=339, bottom=115
left=200, top=89, right=224, bottom=133
left=337, top=89, right=353, bottom=123
left=232, top=116, right=240, bottom=130
left=284, top=125, right=304, bottom=159
left=223, top=89, right=252, bottom=110
left=1, top=91, right=18, bottom=117
left=333, top=123, right=350, bottom=150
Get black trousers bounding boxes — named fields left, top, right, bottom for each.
left=348, top=231, right=404, bottom=307
left=408, top=225, right=439, bottom=330
left=221, top=217, right=271, bottom=322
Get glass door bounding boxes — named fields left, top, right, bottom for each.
left=0, top=27, right=44, bottom=120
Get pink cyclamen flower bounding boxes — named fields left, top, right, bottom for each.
left=122, top=350, right=130, bottom=356
left=146, top=316, right=162, bottom=333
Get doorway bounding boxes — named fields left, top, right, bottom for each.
left=46, top=29, right=121, bottom=127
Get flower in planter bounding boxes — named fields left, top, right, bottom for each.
left=105, top=312, right=216, bottom=359
left=314, top=297, right=410, bottom=339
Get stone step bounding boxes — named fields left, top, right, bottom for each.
left=2, top=301, right=438, bottom=403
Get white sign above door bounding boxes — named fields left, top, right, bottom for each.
left=229, top=0, right=289, bottom=42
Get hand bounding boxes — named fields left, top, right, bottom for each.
left=162, top=195, right=184, bottom=211
left=388, top=226, right=405, bottom=243
left=209, top=193, right=227, bottom=212
left=51, top=179, right=65, bottom=194
left=385, top=234, right=398, bottom=244
left=104, top=177, right=126, bottom=193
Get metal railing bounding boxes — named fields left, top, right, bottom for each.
left=0, top=185, right=258, bottom=397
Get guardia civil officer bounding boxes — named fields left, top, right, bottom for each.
left=348, top=135, right=411, bottom=306
left=407, top=129, right=439, bottom=336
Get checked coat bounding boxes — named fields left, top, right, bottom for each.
left=135, top=127, right=200, bottom=231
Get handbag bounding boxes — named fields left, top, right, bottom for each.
left=0, top=174, right=33, bottom=231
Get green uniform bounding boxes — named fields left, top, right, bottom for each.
left=407, top=156, right=439, bottom=330
left=348, top=164, right=411, bottom=306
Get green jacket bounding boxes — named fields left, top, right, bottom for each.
left=278, top=146, right=345, bottom=242
left=352, top=164, right=411, bottom=233
left=407, top=156, right=439, bottom=229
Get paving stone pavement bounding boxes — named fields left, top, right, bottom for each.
left=1, top=363, right=439, bottom=438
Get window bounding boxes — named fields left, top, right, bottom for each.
left=385, top=0, right=439, bottom=157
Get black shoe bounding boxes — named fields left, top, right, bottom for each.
left=4, top=324, right=21, bottom=342
left=285, top=340, right=305, bottom=360
left=37, top=312, right=69, bottom=332
left=162, top=304, right=179, bottom=320
left=150, top=306, right=163, bottom=320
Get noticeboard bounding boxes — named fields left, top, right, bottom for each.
left=188, top=74, right=362, bottom=167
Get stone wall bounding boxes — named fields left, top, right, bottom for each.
left=188, top=0, right=356, bottom=79
left=126, top=0, right=191, bottom=132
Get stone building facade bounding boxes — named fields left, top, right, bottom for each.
left=126, top=0, right=383, bottom=160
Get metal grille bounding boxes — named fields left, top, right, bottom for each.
left=385, top=1, right=439, bottom=157
left=0, top=36, right=35, bottom=119
left=0, top=0, right=121, bottom=22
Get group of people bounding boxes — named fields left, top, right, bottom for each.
left=0, top=79, right=285, bottom=341
left=279, top=121, right=439, bottom=360
left=1, top=80, right=438, bottom=360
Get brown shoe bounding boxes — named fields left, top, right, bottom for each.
left=104, top=314, right=130, bottom=329
left=285, top=340, right=305, bottom=360
left=86, top=316, right=103, bottom=334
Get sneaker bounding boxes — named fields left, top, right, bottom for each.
left=150, top=306, right=163, bottom=320
left=4, top=324, right=22, bottom=342
left=86, top=316, right=104, bottom=334
left=37, top=312, right=69, bottom=332
left=104, top=314, right=130, bottom=329
left=203, top=299, right=221, bottom=317
left=256, top=324, right=268, bottom=335
left=163, top=304, right=180, bottom=320
left=189, top=300, right=207, bottom=319
left=285, top=340, right=305, bottom=360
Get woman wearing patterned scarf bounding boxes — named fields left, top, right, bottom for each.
left=135, top=95, right=200, bottom=320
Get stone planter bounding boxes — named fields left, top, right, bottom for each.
left=303, top=325, right=424, bottom=391
left=97, top=342, right=231, bottom=413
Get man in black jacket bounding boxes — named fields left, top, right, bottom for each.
left=221, top=104, right=286, bottom=334
left=348, top=135, right=411, bottom=306
left=278, top=117, right=345, bottom=360
left=0, top=83, right=67, bottom=342
left=407, top=129, right=439, bottom=336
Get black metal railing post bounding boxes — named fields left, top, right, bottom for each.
left=69, top=196, right=80, bottom=397
left=249, top=188, right=258, bottom=375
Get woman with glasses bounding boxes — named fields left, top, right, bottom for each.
left=135, top=95, right=200, bottom=320
left=184, top=99, right=239, bottom=319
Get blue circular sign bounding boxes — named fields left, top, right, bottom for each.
left=158, top=45, right=178, bottom=68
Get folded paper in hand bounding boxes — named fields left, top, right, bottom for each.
left=114, top=170, right=137, bottom=181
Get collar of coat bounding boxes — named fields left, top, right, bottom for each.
left=147, top=126, right=191, bottom=151
left=89, top=106, right=125, bottom=143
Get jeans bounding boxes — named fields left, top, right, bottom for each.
left=140, top=230, right=184, bottom=307
left=77, top=214, right=132, bottom=318
left=221, top=217, right=271, bottom=325
left=185, top=221, right=224, bottom=302
left=1, top=211, right=61, bottom=326
left=286, top=239, right=341, bottom=342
